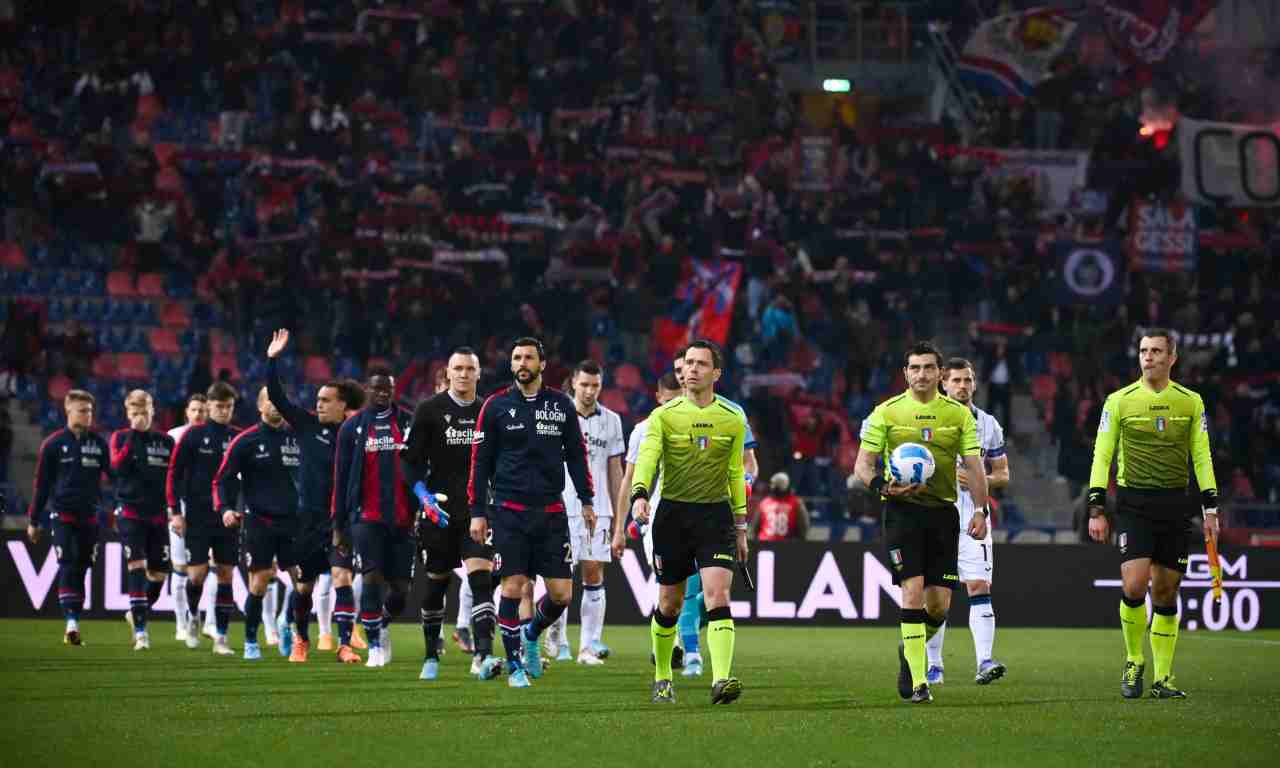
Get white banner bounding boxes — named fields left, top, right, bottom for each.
left=978, top=148, right=1090, bottom=211
left=1178, top=117, right=1280, bottom=207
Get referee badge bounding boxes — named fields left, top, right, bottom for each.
left=697, top=436, right=709, bottom=450
left=1155, top=416, right=1166, bottom=432
left=921, top=428, right=933, bottom=442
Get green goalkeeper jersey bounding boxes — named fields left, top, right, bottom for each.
left=859, top=390, right=980, bottom=508
left=632, top=395, right=748, bottom=516
left=1089, top=379, right=1217, bottom=493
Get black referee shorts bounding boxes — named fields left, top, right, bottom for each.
left=1115, top=487, right=1198, bottom=573
left=883, top=499, right=960, bottom=589
left=651, top=500, right=737, bottom=586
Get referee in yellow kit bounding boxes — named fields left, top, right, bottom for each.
left=631, top=340, right=748, bottom=706
left=1088, top=328, right=1218, bottom=700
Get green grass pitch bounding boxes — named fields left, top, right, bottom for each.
left=2, top=621, right=1277, bottom=767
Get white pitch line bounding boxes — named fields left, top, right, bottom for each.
left=1181, top=634, right=1280, bottom=646
left=1092, top=580, right=1280, bottom=588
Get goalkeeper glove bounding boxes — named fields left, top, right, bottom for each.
left=413, top=482, right=449, bottom=528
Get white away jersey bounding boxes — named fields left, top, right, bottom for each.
left=563, top=404, right=625, bottom=518
left=956, top=404, right=1006, bottom=527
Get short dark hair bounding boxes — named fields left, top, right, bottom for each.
left=657, top=372, right=681, bottom=391
left=367, top=364, right=394, bottom=381
left=186, top=393, right=208, bottom=406
left=672, top=346, right=688, bottom=366
left=206, top=382, right=238, bottom=402
left=685, top=339, right=723, bottom=370
left=511, top=336, right=545, bottom=361
left=573, top=359, right=603, bottom=378
left=449, top=346, right=480, bottom=361
left=1141, top=328, right=1178, bottom=356
left=903, top=341, right=943, bottom=368
left=944, top=357, right=975, bottom=375
left=337, top=379, right=366, bottom=410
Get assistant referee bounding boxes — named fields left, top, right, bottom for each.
left=630, top=340, right=747, bottom=706
left=1088, top=328, right=1218, bottom=701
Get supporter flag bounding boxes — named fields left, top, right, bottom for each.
left=1127, top=199, right=1198, bottom=272
left=1098, top=0, right=1220, bottom=65
left=957, top=7, right=1079, bottom=100
left=1052, top=240, right=1125, bottom=305
left=652, top=261, right=744, bottom=370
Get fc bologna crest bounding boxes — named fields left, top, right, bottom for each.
left=921, top=428, right=933, bottom=441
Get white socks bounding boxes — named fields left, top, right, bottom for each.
left=579, top=583, right=605, bottom=652
left=926, top=620, right=946, bottom=668
left=315, top=574, right=333, bottom=636
left=201, top=577, right=218, bottom=633
left=457, top=576, right=474, bottom=631
left=172, top=573, right=190, bottom=633
left=970, top=597, right=996, bottom=664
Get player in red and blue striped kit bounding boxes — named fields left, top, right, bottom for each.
left=111, top=389, right=175, bottom=651
left=332, top=367, right=415, bottom=668
left=27, top=389, right=111, bottom=646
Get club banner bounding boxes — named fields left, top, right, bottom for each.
left=791, top=135, right=837, bottom=192
left=1098, top=0, right=1219, bottom=65
left=957, top=7, right=1079, bottom=100
left=1052, top=239, right=1125, bottom=305
left=5, top=533, right=1278, bottom=629
left=977, top=149, right=1091, bottom=211
left=1178, top=117, right=1280, bottom=208
left=1127, top=199, right=1198, bottom=271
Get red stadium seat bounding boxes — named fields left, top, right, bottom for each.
left=614, top=363, right=645, bottom=392
left=47, top=374, right=72, bottom=403
left=1030, top=374, right=1057, bottom=405
left=598, top=389, right=630, bottom=416
left=0, top=242, right=27, bottom=269
left=92, top=354, right=117, bottom=379
left=152, top=142, right=180, bottom=168
left=137, top=273, right=166, bottom=297
left=160, top=301, right=190, bottom=329
left=211, top=352, right=240, bottom=381
left=148, top=328, right=181, bottom=355
left=304, top=355, right=333, bottom=383
left=107, top=271, right=137, bottom=297
left=117, top=353, right=151, bottom=381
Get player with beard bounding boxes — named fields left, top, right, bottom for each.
left=469, top=337, right=595, bottom=688
left=213, top=387, right=301, bottom=659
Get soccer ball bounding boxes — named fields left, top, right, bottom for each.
left=889, top=443, right=936, bottom=486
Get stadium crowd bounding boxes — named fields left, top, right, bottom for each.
left=2, top=0, right=1279, bottom=529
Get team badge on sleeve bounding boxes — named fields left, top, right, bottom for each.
left=889, top=548, right=903, bottom=571
left=1200, top=412, right=1208, bottom=432
left=1099, top=410, right=1111, bottom=433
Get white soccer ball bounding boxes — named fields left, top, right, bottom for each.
left=889, top=443, right=936, bottom=486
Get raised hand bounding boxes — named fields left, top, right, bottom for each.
left=267, top=328, right=290, bottom=359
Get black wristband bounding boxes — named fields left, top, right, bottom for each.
left=630, top=488, right=649, bottom=505
left=1087, top=487, right=1106, bottom=507
left=869, top=476, right=886, bottom=495
left=1201, top=489, right=1218, bottom=509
